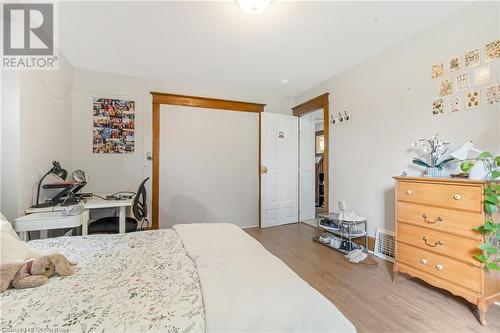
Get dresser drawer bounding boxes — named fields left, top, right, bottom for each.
left=396, top=201, right=483, bottom=239
left=397, top=181, right=482, bottom=212
left=397, top=223, right=481, bottom=266
left=397, top=242, right=482, bottom=292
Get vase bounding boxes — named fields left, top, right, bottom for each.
left=425, top=167, right=441, bottom=178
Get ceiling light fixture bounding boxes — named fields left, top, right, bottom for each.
left=280, top=79, right=289, bottom=84
left=237, top=0, right=272, bottom=14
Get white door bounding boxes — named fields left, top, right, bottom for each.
left=261, top=113, right=299, bottom=228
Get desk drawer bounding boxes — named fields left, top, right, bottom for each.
left=396, top=202, right=483, bottom=239
left=397, top=181, right=482, bottom=212
left=397, top=242, right=482, bottom=292
left=397, top=223, right=480, bottom=265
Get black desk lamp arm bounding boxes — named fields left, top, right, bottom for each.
left=35, top=169, right=54, bottom=205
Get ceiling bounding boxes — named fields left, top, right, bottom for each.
left=59, top=1, right=470, bottom=97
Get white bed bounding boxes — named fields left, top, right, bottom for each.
left=1, top=223, right=355, bottom=333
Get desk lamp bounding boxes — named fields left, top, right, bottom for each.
left=450, top=141, right=490, bottom=180
left=450, top=141, right=483, bottom=160
left=35, top=161, right=67, bottom=206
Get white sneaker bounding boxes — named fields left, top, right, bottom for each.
left=345, top=249, right=362, bottom=259
left=349, top=251, right=368, bottom=263
left=319, top=233, right=331, bottom=244
left=339, top=209, right=366, bottom=222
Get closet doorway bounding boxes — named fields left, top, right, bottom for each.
left=292, top=93, right=329, bottom=226
left=150, top=92, right=265, bottom=230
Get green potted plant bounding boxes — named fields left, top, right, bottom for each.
left=461, top=152, right=500, bottom=270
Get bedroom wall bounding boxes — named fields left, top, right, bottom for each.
left=294, top=2, right=500, bottom=236
left=0, top=55, right=75, bottom=220
left=72, top=69, right=294, bottom=225
left=18, top=55, right=75, bottom=212
left=1, top=72, right=21, bottom=221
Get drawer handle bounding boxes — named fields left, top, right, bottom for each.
left=436, top=264, right=444, bottom=270
left=405, top=189, right=413, bottom=195
left=422, top=214, right=443, bottom=224
left=422, top=236, right=444, bottom=248
left=454, top=194, right=461, bottom=200
left=420, top=258, right=428, bottom=265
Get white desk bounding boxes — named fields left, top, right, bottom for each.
left=26, top=194, right=133, bottom=234
left=14, top=211, right=90, bottom=241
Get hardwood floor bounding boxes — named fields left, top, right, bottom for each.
left=245, top=223, right=500, bottom=333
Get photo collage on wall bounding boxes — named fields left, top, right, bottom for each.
left=93, top=98, right=135, bottom=154
left=431, top=39, right=500, bottom=115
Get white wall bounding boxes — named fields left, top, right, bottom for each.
left=159, top=105, right=258, bottom=228
left=73, top=70, right=148, bottom=195
left=73, top=69, right=293, bottom=225
left=294, top=2, right=500, bottom=236
left=1, top=72, right=21, bottom=221
left=18, top=56, right=75, bottom=210
left=1, top=55, right=74, bottom=220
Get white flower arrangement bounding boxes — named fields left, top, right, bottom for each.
left=411, top=134, right=454, bottom=170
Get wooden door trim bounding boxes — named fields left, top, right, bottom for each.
left=292, top=93, right=330, bottom=213
left=292, top=93, right=329, bottom=117
left=150, top=92, right=265, bottom=230
left=152, top=102, right=160, bottom=229
left=258, top=112, right=262, bottom=228
left=151, top=92, right=265, bottom=113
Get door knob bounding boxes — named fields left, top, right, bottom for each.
left=261, top=165, right=268, bottom=174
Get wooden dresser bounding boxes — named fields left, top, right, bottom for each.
left=394, top=177, right=499, bottom=326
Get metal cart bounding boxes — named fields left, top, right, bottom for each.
left=313, top=212, right=368, bottom=254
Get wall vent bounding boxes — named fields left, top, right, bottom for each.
left=374, top=228, right=395, bottom=262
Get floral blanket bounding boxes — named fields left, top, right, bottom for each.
left=0, top=230, right=205, bottom=333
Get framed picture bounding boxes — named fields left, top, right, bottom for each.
left=315, top=130, right=324, bottom=156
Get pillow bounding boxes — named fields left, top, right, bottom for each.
left=0, top=212, right=43, bottom=264
left=1, top=212, right=21, bottom=240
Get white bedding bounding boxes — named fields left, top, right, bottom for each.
left=1, top=224, right=355, bottom=333
left=174, top=223, right=356, bottom=333
left=0, top=230, right=205, bottom=333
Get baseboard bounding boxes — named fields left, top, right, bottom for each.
left=301, top=219, right=317, bottom=227
left=242, top=224, right=259, bottom=229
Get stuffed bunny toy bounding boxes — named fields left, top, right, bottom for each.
left=0, top=254, right=77, bottom=293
